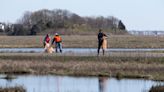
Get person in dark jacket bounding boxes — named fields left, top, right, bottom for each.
left=97, top=29, right=107, bottom=56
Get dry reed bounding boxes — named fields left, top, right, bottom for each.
left=0, top=53, right=164, bottom=81
left=1, top=35, right=164, bottom=48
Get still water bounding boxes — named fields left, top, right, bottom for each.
left=0, top=75, right=163, bottom=92
left=1, top=48, right=164, bottom=53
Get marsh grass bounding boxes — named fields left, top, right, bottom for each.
left=149, top=85, right=164, bottom=92
left=1, top=35, right=164, bottom=48
left=0, top=86, right=26, bottom=92
left=0, top=53, right=164, bottom=80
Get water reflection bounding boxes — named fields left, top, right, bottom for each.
left=99, top=77, right=108, bottom=92
left=0, top=75, right=163, bottom=92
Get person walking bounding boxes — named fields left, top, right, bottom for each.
left=97, top=29, right=107, bottom=56
left=52, top=33, right=62, bottom=53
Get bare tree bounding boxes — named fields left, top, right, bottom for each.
left=14, top=9, right=126, bottom=35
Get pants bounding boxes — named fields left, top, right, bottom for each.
left=55, top=42, right=62, bottom=53
left=97, top=40, right=103, bottom=55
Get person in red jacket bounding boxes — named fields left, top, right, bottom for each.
left=43, top=34, right=50, bottom=47
left=52, top=33, right=62, bottom=53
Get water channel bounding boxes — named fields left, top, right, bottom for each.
left=0, top=75, right=163, bottom=92
left=0, top=48, right=164, bottom=53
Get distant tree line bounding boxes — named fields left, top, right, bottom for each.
left=2, top=9, right=126, bottom=35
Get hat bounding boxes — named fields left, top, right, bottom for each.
left=55, top=33, right=59, bottom=35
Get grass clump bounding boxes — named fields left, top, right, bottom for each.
left=0, top=86, right=26, bottom=92
left=149, top=85, right=164, bottom=92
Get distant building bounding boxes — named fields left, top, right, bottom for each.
left=128, top=31, right=164, bottom=36
left=0, top=23, right=5, bottom=31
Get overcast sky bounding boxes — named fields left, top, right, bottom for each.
left=1, top=0, right=164, bottom=30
